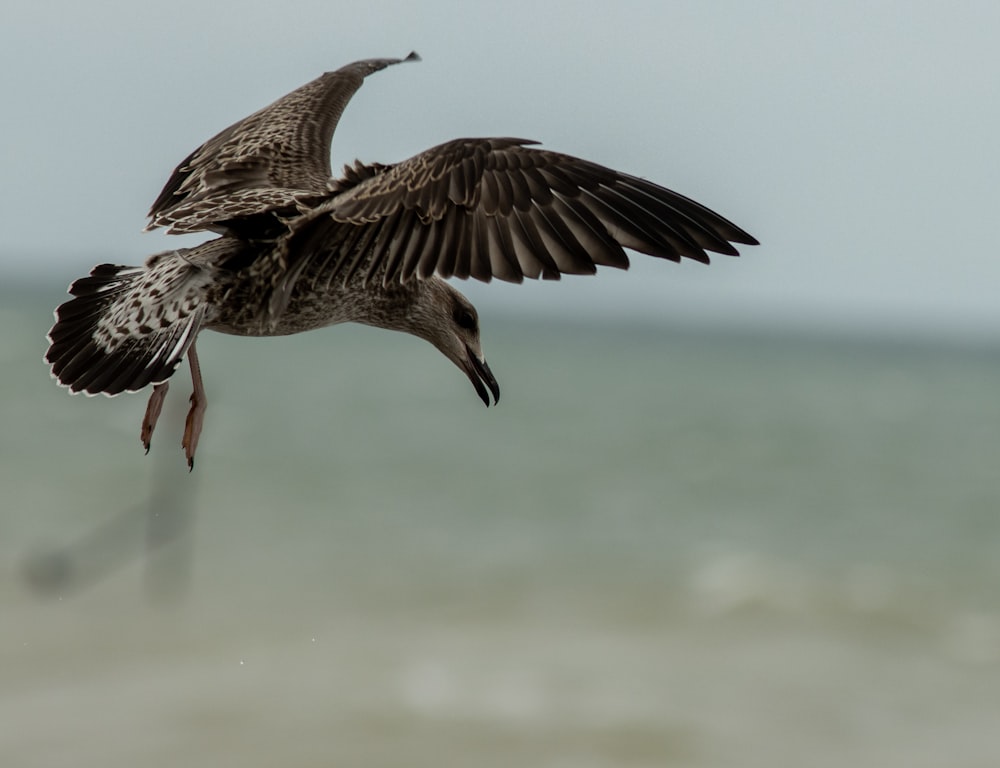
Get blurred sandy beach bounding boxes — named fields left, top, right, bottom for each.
left=1, top=283, right=998, bottom=766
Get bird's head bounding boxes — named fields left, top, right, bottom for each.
left=401, top=279, right=500, bottom=407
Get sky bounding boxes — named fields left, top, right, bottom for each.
left=3, top=1, right=999, bottom=341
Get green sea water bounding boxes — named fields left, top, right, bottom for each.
left=1, top=279, right=999, bottom=767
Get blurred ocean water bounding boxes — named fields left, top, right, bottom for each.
left=1, top=280, right=999, bottom=767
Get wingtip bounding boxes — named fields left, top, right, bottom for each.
left=404, top=51, right=421, bottom=63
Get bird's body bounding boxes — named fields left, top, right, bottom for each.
left=198, top=239, right=433, bottom=339
left=213, top=259, right=428, bottom=340
left=46, top=53, right=757, bottom=468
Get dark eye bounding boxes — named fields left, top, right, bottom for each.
left=454, top=307, right=477, bottom=330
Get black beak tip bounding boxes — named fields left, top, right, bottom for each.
left=482, top=384, right=500, bottom=408
left=471, top=375, right=499, bottom=408
left=467, top=349, right=500, bottom=408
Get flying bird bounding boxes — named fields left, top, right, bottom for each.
left=46, top=53, right=758, bottom=469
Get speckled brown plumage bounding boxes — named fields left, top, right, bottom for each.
left=46, top=53, right=757, bottom=468
left=146, top=53, right=423, bottom=236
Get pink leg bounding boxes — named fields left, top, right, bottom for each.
left=141, top=382, right=170, bottom=454
left=181, top=342, right=207, bottom=471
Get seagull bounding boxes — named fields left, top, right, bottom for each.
left=45, top=53, right=758, bottom=469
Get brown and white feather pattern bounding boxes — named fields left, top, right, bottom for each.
left=146, top=53, right=420, bottom=234
left=262, top=137, right=758, bottom=322
left=46, top=240, right=244, bottom=395
left=94, top=251, right=208, bottom=348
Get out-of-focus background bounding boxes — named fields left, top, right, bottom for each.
left=3, top=3, right=999, bottom=767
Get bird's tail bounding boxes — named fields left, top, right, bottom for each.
left=45, top=251, right=211, bottom=396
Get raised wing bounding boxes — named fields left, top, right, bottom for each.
left=265, top=137, right=758, bottom=319
left=146, top=52, right=420, bottom=234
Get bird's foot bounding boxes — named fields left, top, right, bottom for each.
left=181, top=390, right=206, bottom=471
left=141, top=382, right=170, bottom=454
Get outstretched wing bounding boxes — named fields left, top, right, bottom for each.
left=146, top=53, right=421, bottom=234
left=266, top=137, right=758, bottom=319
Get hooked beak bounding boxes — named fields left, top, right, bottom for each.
left=464, top=345, right=500, bottom=407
